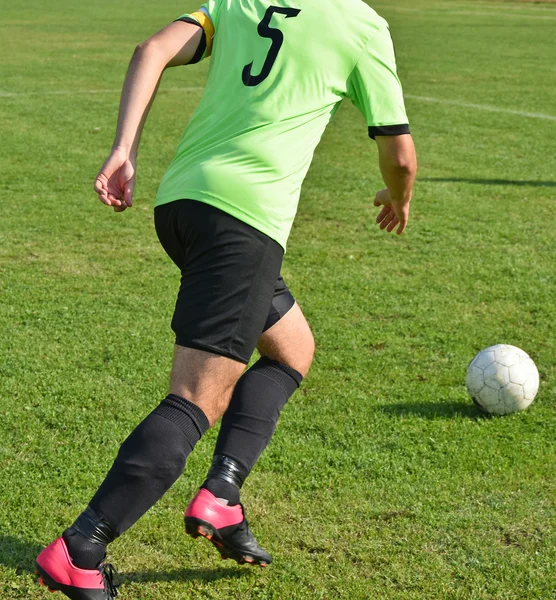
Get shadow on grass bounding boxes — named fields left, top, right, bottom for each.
left=377, top=401, right=488, bottom=420
left=420, top=177, right=556, bottom=188
left=123, top=567, right=248, bottom=584
left=0, top=536, right=249, bottom=584
left=0, top=536, right=44, bottom=574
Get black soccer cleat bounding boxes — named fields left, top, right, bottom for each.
left=185, top=488, right=272, bottom=566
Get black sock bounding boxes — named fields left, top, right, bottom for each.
left=203, top=475, right=241, bottom=506
left=62, top=507, right=113, bottom=569
left=202, top=358, right=302, bottom=505
left=63, top=530, right=106, bottom=570
left=64, top=394, right=209, bottom=568
left=202, top=455, right=246, bottom=505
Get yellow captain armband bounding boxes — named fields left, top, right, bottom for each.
left=189, top=10, right=215, bottom=57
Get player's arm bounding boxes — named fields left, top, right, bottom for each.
left=113, top=21, right=205, bottom=156
left=346, top=24, right=417, bottom=234
left=94, top=20, right=206, bottom=211
left=374, top=134, right=417, bottom=235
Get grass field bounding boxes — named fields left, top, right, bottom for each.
left=1, top=0, right=555, bottom=598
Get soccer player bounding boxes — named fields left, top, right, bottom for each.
left=36, top=0, right=417, bottom=597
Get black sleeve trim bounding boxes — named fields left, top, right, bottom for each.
left=174, top=17, right=207, bottom=65
left=368, top=124, right=410, bottom=140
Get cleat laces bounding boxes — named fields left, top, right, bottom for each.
left=99, top=563, right=121, bottom=598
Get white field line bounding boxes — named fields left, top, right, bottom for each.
left=2, top=87, right=555, bottom=122
left=0, top=87, right=204, bottom=98
left=405, top=94, right=556, bottom=121
left=373, top=5, right=556, bottom=20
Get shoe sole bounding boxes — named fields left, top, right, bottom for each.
left=36, top=563, right=104, bottom=600
left=185, top=517, right=269, bottom=567
left=36, top=564, right=61, bottom=594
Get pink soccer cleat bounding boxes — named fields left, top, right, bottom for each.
left=185, top=488, right=272, bottom=566
left=36, top=537, right=120, bottom=599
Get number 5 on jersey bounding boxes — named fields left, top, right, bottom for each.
left=242, top=6, right=301, bottom=87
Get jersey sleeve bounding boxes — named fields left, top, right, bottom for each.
left=347, top=27, right=410, bottom=139
left=175, top=1, right=220, bottom=63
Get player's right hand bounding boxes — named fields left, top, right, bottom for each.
left=94, top=148, right=136, bottom=212
left=373, top=188, right=411, bottom=235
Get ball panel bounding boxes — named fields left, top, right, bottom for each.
left=500, top=381, right=524, bottom=405
left=515, top=396, right=534, bottom=412
left=483, top=363, right=510, bottom=388
left=523, top=371, right=540, bottom=401
left=478, top=385, right=500, bottom=408
left=473, top=350, right=495, bottom=370
left=466, top=366, right=484, bottom=394
left=509, top=363, right=529, bottom=385
left=490, top=403, right=512, bottom=416
left=495, top=350, right=520, bottom=368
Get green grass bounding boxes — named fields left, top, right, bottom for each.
left=1, top=0, right=555, bottom=598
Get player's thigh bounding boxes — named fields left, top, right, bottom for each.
left=257, top=301, right=315, bottom=377
left=156, top=199, right=284, bottom=364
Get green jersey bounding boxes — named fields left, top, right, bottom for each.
left=155, top=0, right=409, bottom=250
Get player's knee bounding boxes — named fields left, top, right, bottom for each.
left=213, top=388, right=235, bottom=420
left=276, top=329, right=315, bottom=378
left=299, top=330, right=315, bottom=376
left=184, top=384, right=236, bottom=426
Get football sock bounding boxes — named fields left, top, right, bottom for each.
left=62, top=507, right=113, bottom=570
left=64, top=394, right=209, bottom=569
left=202, top=357, right=303, bottom=505
left=202, top=456, right=245, bottom=505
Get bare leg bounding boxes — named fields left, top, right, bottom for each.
left=257, top=302, right=315, bottom=375
left=170, top=345, right=246, bottom=425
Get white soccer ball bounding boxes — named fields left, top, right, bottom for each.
left=466, top=344, right=539, bottom=415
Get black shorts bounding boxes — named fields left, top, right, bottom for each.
left=154, top=200, right=295, bottom=364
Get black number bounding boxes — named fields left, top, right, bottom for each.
left=242, top=6, right=301, bottom=87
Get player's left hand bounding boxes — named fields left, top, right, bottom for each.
left=94, top=147, right=136, bottom=212
left=373, top=188, right=411, bottom=235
